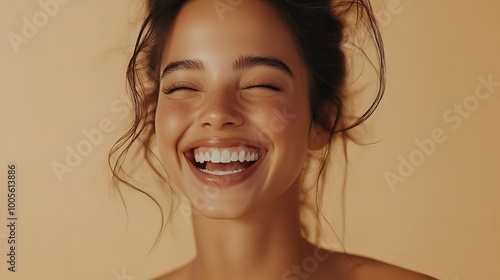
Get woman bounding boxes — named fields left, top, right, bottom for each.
left=109, top=0, right=437, bottom=279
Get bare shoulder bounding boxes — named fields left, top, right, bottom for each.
left=152, top=251, right=436, bottom=280
left=323, top=251, right=437, bottom=280
left=152, top=261, right=192, bottom=280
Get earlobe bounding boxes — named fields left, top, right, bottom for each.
left=308, top=124, right=330, bottom=151
left=308, top=102, right=336, bottom=151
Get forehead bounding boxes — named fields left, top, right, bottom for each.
left=160, top=0, right=302, bottom=70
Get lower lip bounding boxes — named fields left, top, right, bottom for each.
left=185, top=151, right=266, bottom=187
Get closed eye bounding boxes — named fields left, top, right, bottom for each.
left=244, top=82, right=283, bottom=91
left=162, top=83, right=198, bottom=94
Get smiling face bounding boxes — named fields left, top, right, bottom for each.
left=155, top=0, right=322, bottom=218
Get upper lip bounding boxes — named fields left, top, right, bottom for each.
left=182, top=137, right=267, bottom=154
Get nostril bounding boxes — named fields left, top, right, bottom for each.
left=202, top=121, right=238, bottom=129
left=198, top=107, right=244, bottom=129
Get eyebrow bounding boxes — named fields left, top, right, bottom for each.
left=161, top=59, right=204, bottom=78
left=232, top=55, right=293, bottom=77
left=161, top=55, right=293, bottom=78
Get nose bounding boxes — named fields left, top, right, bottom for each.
left=197, top=88, right=244, bottom=130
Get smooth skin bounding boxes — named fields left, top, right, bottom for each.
left=154, top=0, right=437, bottom=279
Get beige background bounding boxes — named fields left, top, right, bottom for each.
left=1, top=0, right=499, bottom=279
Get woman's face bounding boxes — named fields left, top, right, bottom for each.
left=156, top=0, right=321, bottom=218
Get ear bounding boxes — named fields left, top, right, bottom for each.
left=308, top=123, right=330, bottom=151
left=307, top=102, right=336, bottom=151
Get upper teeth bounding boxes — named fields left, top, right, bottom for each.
left=194, top=147, right=259, bottom=164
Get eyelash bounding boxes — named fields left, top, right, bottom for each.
left=244, top=81, right=282, bottom=91
left=162, top=83, right=196, bottom=94
left=162, top=82, right=282, bottom=94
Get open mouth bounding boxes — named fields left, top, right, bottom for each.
left=185, top=146, right=264, bottom=176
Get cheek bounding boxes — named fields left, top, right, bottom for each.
left=247, top=98, right=309, bottom=145
left=155, top=100, right=192, bottom=157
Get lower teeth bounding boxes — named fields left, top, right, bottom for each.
left=199, top=168, right=245, bottom=175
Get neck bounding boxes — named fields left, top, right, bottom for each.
left=189, top=181, right=313, bottom=280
